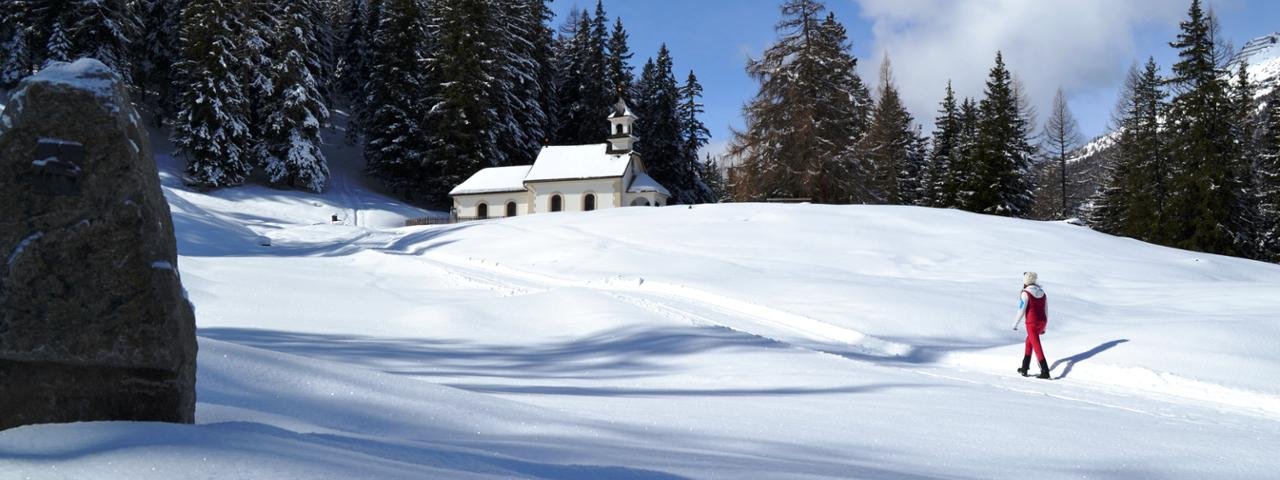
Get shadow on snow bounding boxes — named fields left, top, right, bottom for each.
left=1051, top=339, right=1130, bottom=380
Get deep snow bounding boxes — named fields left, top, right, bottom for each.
left=1, top=119, right=1279, bottom=479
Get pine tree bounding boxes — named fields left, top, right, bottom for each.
left=634, top=45, right=688, bottom=202
left=1041, top=87, right=1083, bottom=219
left=904, top=125, right=930, bottom=205
left=963, top=52, right=1036, bottom=217
left=606, top=17, right=633, bottom=98
left=700, top=154, right=728, bottom=203
left=44, top=17, right=72, bottom=66
left=363, top=0, right=430, bottom=199
left=173, top=0, right=254, bottom=189
left=678, top=70, right=712, bottom=203
left=728, top=0, right=871, bottom=203
left=925, top=81, right=960, bottom=207
left=67, top=0, right=139, bottom=86
left=238, top=0, right=277, bottom=170
left=549, top=1, right=613, bottom=145
left=1230, top=61, right=1262, bottom=257
left=336, top=0, right=370, bottom=143
left=131, top=0, right=184, bottom=122
left=1163, top=0, right=1250, bottom=256
left=305, top=0, right=337, bottom=109
left=948, top=97, right=981, bottom=208
left=0, top=3, right=33, bottom=88
left=263, top=0, right=331, bottom=192
left=863, top=56, right=920, bottom=205
left=488, top=0, right=554, bottom=167
left=1258, top=89, right=1280, bottom=260
left=1090, top=60, right=1168, bottom=239
left=417, top=0, right=500, bottom=206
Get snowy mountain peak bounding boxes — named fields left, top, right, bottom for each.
left=1230, top=32, right=1280, bottom=96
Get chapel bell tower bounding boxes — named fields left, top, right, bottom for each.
left=607, top=98, right=636, bottom=154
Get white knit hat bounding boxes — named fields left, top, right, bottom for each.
left=1023, top=271, right=1038, bottom=286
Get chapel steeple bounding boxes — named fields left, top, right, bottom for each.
left=606, top=98, right=636, bottom=154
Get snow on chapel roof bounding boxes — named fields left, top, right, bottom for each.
left=524, top=144, right=631, bottom=182
left=628, top=172, right=670, bottom=196
left=450, top=165, right=533, bottom=195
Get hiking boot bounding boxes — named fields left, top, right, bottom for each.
left=1017, top=355, right=1031, bottom=377
left=1037, top=359, right=1051, bottom=379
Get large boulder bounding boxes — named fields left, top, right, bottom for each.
left=0, top=59, right=197, bottom=430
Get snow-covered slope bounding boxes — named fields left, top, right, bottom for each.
left=1234, top=33, right=1280, bottom=97
left=2, top=124, right=1279, bottom=478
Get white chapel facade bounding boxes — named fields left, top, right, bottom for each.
left=449, top=99, right=671, bottom=219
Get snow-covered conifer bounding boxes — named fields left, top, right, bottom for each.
left=172, top=0, right=254, bottom=189
left=263, top=0, right=331, bottom=192
left=363, top=0, right=429, bottom=199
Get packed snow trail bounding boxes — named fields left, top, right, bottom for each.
left=389, top=247, right=1280, bottom=422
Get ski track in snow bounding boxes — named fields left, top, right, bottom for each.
left=379, top=245, right=1280, bottom=424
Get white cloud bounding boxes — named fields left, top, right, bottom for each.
left=854, top=0, right=1187, bottom=136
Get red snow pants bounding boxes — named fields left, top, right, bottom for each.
left=1023, top=325, right=1046, bottom=362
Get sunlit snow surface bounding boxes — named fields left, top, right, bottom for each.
left=1, top=122, right=1278, bottom=479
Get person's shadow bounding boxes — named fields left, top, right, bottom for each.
left=1050, top=339, right=1129, bottom=380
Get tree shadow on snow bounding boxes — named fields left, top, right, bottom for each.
left=199, top=324, right=788, bottom=383
left=448, top=383, right=937, bottom=398
left=0, top=421, right=691, bottom=480
left=1050, top=339, right=1129, bottom=380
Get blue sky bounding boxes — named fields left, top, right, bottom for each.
left=550, top=0, right=1279, bottom=157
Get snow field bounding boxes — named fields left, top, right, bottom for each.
left=2, top=121, right=1279, bottom=478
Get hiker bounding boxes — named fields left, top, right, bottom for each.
left=1012, top=271, right=1051, bottom=379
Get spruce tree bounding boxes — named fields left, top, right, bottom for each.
left=418, top=0, right=499, bottom=206
left=131, top=0, right=184, bottom=122
left=173, top=0, right=254, bottom=189
left=489, top=0, right=554, bottom=166
left=700, top=154, right=728, bottom=203
left=606, top=17, right=633, bottom=98
left=336, top=0, right=370, bottom=143
left=1090, top=60, right=1168, bottom=239
left=363, top=0, right=430, bottom=199
left=863, top=56, right=920, bottom=205
left=1163, top=0, right=1250, bottom=256
left=1258, top=89, right=1280, bottom=260
left=949, top=97, right=981, bottom=208
left=1230, top=61, right=1262, bottom=257
left=263, top=0, right=331, bottom=192
left=925, top=81, right=960, bottom=207
left=963, top=52, right=1036, bottom=216
left=679, top=70, right=712, bottom=203
left=634, top=45, right=688, bottom=202
left=1041, top=87, right=1083, bottom=219
left=0, top=2, right=35, bottom=88
left=238, top=0, right=277, bottom=170
left=44, top=17, right=72, bottom=66
left=727, top=0, right=871, bottom=203
left=67, top=0, right=138, bottom=87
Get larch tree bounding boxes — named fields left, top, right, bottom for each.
left=727, top=0, right=871, bottom=203
left=1041, top=87, right=1083, bottom=219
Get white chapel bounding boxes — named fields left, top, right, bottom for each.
left=449, top=99, right=671, bottom=219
